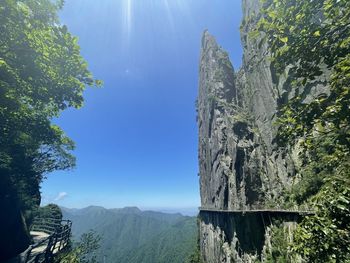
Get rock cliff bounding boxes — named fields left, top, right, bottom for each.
left=197, top=0, right=303, bottom=262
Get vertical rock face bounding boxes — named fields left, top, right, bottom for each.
left=198, top=29, right=294, bottom=213
left=198, top=31, right=244, bottom=211
left=197, top=0, right=301, bottom=262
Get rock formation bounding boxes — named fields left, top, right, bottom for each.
left=197, top=0, right=307, bottom=262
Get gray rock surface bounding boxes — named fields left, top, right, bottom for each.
left=197, top=0, right=304, bottom=262
left=198, top=28, right=294, bottom=212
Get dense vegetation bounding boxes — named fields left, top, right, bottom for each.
left=36, top=204, right=63, bottom=220
left=62, top=206, right=198, bottom=263
left=256, top=0, right=350, bottom=262
left=0, top=0, right=99, bottom=213
left=0, top=0, right=99, bottom=259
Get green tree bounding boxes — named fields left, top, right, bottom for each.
left=0, top=0, right=100, bottom=217
left=255, top=0, right=350, bottom=261
left=58, top=230, right=101, bottom=263
left=256, top=0, right=350, bottom=147
left=185, top=246, right=203, bottom=263
left=0, top=0, right=100, bottom=259
left=37, top=204, right=63, bottom=221
left=293, top=169, right=350, bottom=262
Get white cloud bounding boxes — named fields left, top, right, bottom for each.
left=54, top=192, right=68, bottom=201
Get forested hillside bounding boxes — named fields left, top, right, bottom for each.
left=62, top=206, right=198, bottom=263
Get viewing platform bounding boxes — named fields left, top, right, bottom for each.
left=21, top=218, right=72, bottom=263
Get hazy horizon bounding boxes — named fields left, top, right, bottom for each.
left=59, top=204, right=199, bottom=217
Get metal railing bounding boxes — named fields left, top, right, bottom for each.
left=21, top=218, right=72, bottom=263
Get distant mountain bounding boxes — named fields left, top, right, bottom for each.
left=61, top=206, right=198, bottom=263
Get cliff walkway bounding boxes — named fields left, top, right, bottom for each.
left=199, top=206, right=315, bottom=216
left=21, top=218, right=72, bottom=263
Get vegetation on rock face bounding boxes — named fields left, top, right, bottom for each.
left=256, top=0, right=350, bottom=261
left=185, top=226, right=203, bottom=263
left=264, top=220, right=295, bottom=263
left=258, top=0, right=350, bottom=147
left=185, top=246, right=203, bottom=263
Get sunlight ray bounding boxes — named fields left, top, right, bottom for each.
left=122, top=0, right=133, bottom=51
left=163, top=0, right=175, bottom=32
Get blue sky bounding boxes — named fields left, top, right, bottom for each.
left=41, top=0, right=242, bottom=213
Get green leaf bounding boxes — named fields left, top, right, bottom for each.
left=313, top=30, right=321, bottom=37
left=279, top=36, right=288, bottom=43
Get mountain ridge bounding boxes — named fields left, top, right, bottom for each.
left=62, top=206, right=198, bottom=263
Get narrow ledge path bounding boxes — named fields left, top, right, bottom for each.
left=199, top=207, right=315, bottom=216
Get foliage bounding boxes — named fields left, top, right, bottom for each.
left=185, top=250, right=203, bottom=263
left=265, top=222, right=292, bottom=263
left=58, top=230, right=101, bottom=263
left=185, top=242, right=203, bottom=263
left=37, top=204, right=62, bottom=219
left=256, top=0, right=350, bottom=147
left=185, top=218, right=203, bottom=263
left=256, top=0, right=350, bottom=261
left=0, top=0, right=100, bottom=224
left=293, top=163, right=350, bottom=262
